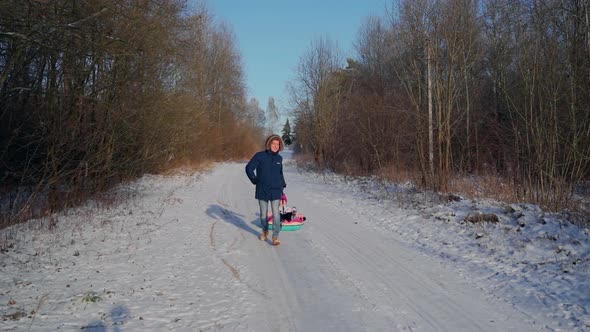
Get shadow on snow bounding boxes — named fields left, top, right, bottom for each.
left=82, top=305, right=129, bottom=331
left=206, top=204, right=262, bottom=238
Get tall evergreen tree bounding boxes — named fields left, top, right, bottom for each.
left=281, top=119, right=292, bottom=145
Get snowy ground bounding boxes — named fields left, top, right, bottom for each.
left=1, top=149, right=589, bottom=331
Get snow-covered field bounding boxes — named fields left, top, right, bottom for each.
left=1, top=149, right=588, bottom=331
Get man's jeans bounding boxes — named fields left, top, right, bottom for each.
left=259, top=199, right=281, bottom=238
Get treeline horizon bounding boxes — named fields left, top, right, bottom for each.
left=0, top=0, right=266, bottom=227
left=288, top=0, right=590, bottom=211
left=1, top=0, right=588, bottom=228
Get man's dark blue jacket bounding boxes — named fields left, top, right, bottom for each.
left=245, top=150, right=286, bottom=201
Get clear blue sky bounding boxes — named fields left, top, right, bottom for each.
left=192, top=0, right=389, bottom=112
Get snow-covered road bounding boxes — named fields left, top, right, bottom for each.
left=1, top=149, right=584, bottom=331
left=205, top=158, right=533, bottom=331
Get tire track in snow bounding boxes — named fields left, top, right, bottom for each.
left=209, top=221, right=240, bottom=281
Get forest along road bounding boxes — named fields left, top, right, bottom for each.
left=204, top=149, right=535, bottom=332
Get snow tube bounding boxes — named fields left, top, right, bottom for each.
left=267, top=212, right=306, bottom=231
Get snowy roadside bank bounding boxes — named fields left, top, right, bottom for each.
left=300, top=167, right=590, bottom=331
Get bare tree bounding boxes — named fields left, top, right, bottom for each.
left=388, top=0, right=434, bottom=185
left=289, top=37, right=343, bottom=167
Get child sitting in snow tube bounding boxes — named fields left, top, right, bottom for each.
left=267, top=194, right=306, bottom=231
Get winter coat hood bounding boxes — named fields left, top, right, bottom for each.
left=265, top=134, right=284, bottom=152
